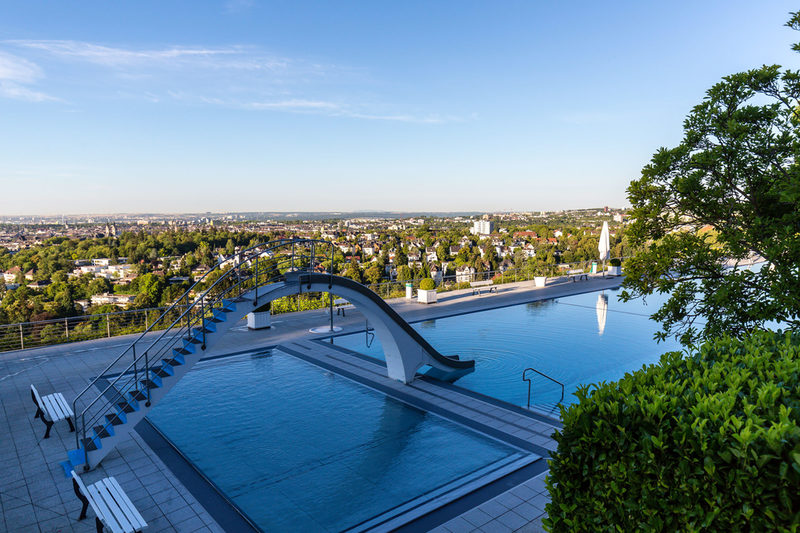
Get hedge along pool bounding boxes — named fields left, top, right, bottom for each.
left=332, top=287, right=683, bottom=408
left=147, top=350, right=528, bottom=532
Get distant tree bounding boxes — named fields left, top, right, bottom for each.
left=88, top=277, right=112, bottom=296
left=623, top=57, right=800, bottom=344
left=396, top=265, right=412, bottom=282
left=364, top=263, right=382, bottom=285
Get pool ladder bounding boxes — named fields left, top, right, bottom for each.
left=522, top=367, right=564, bottom=409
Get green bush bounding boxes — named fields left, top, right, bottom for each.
left=419, top=278, right=436, bottom=291
left=544, top=331, right=800, bottom=532
left=609, top=257, right=621, bottom=267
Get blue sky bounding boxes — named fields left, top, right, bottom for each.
left=0, top=1, right=797, bottom=215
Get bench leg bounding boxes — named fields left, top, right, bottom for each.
left=34, top=406, right=42, bottom=419
left=67, top=417, right=75, bottom=432
left=74, top=478, right=89, bottom=520
left=43, top=419, right=54, bottom=439
left=95, top=516, right=104, bottom=533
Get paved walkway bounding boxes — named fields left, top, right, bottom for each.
left=0, top=274, right=621, bottom=532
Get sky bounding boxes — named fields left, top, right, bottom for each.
left=0, top=1, right=798, bottom=215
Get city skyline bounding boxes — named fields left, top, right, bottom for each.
left=1, top=1, right=797, bottom=215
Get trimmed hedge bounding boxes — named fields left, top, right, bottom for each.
left=609, top=257, right=621, bottom=267
left=419, top=278, right=436, bottom=291
left=544, top=331, right=800, bottom=532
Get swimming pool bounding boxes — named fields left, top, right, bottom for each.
left=147, top=350, right=529, bottom=532
left=332, top=287, right=683, bottom=408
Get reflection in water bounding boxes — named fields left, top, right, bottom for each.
left=525, top=299, right=556, bottom=316
left=419, top=320, right=437, bottom=329
left=596, top=293, right=608, bottom=335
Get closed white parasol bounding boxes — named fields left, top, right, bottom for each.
left=598, top=221, right=610, bottom=276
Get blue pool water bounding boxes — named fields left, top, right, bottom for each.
left=333, top=287, right=684, bottom=408
left=147, top=351, right=524, bottom=532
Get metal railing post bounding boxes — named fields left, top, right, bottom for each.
left=144, top=350, right=151, bottom=407
left=200, top=298, right=206, bottom=349
left=65, top=318, right=69, bottom=339
left=106, top=315, right=111, bottom=338
left=254, top=254, right=259, bottom=306
left=19, top=324, right=23, bottom=350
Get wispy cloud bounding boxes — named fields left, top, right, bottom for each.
left=224, top=0, right=255, bottom=13
left=8, top=39, right=282, bottom=69
left=1, top=40, right=458, bottom=122
left=0, top=51, right=59, bottom=102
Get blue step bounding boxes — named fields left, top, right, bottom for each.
left=221, top=299, right=236, bottom=311
left=163, top=354, right=185, bottom=367
left=208, top=310, right=227, bottom=323
left=147, top=370, right=164, bottom=386
left=139, top=378, right=161, bottom=391
left=116, top=401, right=139, bottom=414
left=59, top=459, right=74, bottom=478
left=153, top=365, right=172, bottom=378
left=128, top=389, right=147, bottom=402
left=81, top=436, right=101, bottom=452
left=105, top=412, right=126, bottom=425
left=173, top=346, right=192, bottom=357
left=93, top=422, right=114, bottom=439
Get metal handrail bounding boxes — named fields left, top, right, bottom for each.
left=365, top=320, right=375, bottom=348
left=72, top=239, right=334, bottom=466
left=522, top=367, right=564, bottom=408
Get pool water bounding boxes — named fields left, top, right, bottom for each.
left=333, top=287, right=684, bottom=408
left=147, top=350, right=524, bottom=532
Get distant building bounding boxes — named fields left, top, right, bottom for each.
left=456, top=265, right=476, bottom=283
left=90, top=293, right=136, bottom=306
left=471, top=220, right=494, bottom=236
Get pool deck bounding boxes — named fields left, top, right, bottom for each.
left=0, top=274, right=622, bottom=532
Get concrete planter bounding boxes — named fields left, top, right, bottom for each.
left=607, top=266, right=621, bottom=276
left=534, top=276, right=547, bottom=287
left=246, top=310, right=271, bottom=330
left=417, top=289, right=438, bottom=304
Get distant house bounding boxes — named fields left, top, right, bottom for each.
left=2, top=266, right=21, bottom=284
left=425, top=247, right=438, bottom=262
left=27, top=280, right=50, bottom=290
left=90, top=293, right=136, bottom=306
left=24, top=269, right=35, bottom=281
left=455, top=265, right=476, bottom=283
left=449, top=246, right=461, bottom=256
left=430, top=264, right=443, bottom=284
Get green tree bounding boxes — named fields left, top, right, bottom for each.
left=363, top=263, right=382, bottom=285
left=623, top=62, right=800, bottom=344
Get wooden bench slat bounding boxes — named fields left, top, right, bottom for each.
left=104, top=477, right=147, bottom=530
left=54, top=392, right=74, bottom=418
left=97, top=484, right=137, bottom=533
left=42, top=395, right=63, bottom=421
left=48, top=394, right=67, bottom=420
left=88, top=484, right=128, bottom=533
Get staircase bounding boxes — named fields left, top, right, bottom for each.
left=62, top=239, right=333, bottom=474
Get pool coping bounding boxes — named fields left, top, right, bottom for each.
left=313, top=338, right=564, bottom=429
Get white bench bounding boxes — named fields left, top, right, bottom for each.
left=71, top=470, right=147, bottom=533
left=469, top=280, right=497, bottom=295
left=567, top=269, right=588, bottom=282
left=31, top=384, right=74, bottom=439
left=334, top=298, right=353, bottom=316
